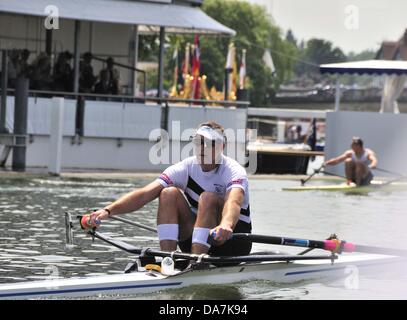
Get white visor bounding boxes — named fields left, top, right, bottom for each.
left=194, top=126, right=224, bottom=142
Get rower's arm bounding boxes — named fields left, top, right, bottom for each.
left=104, top=181, right=163, bottom=216
left=220, top=188, right=244, bottom=230
left=368, top=151, right=378, bottom=169
left=324, top=151, right=351, bottom=166
left=210, top=188, right=244, bottom=244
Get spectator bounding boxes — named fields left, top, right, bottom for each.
left=53, top=51, right=73, bottom=92
left=96, top=57, right=121, bottom=95
left=7, top=49, right=19, bottom=88
left=19, top=49, right=31, bottom=78
left=94, top=69, right=109, bottom=94
left=30, top=53, right=52, bottom=90
left=79, top=52, right=96, bottom=93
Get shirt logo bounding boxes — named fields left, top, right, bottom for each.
left=227, top=179, right=243, bottom=188
left=214, top=183, right=225, bottom=194
left=159, top=173, right=173, bottom=186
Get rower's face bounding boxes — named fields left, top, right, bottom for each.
left=193, top=135, right=223, bottom=165
left=351, top=143, right=362, bottom=153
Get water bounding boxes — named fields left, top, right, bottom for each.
left=0, top=173, right=407, bottom=299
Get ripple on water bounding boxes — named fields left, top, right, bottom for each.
left=31, top=255, right=75, bottom=263
left=0, top=249, right=41, bottom=254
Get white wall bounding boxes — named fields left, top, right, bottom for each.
left=325, top=111, right=407, bottom=177
left=84, top=101, right=161, bottom=139
left=5, top=96, right=76, bottom=135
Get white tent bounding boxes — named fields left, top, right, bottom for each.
left=0, top=0, right=235, bottom=35
left=320, top=60, right=407, bottom=113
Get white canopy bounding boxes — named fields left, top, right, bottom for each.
left=320, top=60, right=407, bottom=75
left=320, top=60, right=407, bottom=113
left=0, top=0, right=235, bottom=35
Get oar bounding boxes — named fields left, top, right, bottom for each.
left=90, top=230, right=335, bottom=264
left=374, top=167, right=407, bottom=179
left=230, top=233, right=407, bottom=257
left=301, top=165, right=323, bottom=186
left=320, top=170, right=347, bottom=180
left=109, top=215, right=157, bottom=233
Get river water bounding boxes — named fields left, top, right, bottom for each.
left=0, top=172, right=407, bottom=300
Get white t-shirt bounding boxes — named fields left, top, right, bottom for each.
left=156, top=155, right=251, bottom=224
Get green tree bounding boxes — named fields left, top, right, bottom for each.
left=286, top=29, right=297, bottom=47
left=295, top=38, right=346, bottom=81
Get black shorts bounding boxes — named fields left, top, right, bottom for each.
left=352, top=170, right=373, bottom=186
left=178, top=220, right=252, bottom=257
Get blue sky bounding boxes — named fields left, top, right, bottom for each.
left=245, top=0, right=407, bottom=54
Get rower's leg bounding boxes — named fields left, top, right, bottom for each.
left=192, top=192, right=224, bottom=254
left=355, top=162, right=369, bottom=186
left=345, top=159, right=355, bottom=184
left=157, top=187, right=195, bottom=251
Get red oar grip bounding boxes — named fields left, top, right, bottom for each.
left=80, top=215, right=100, bottom=230
left=324, top=240, right=356, bottom=253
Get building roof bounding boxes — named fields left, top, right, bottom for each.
left=377, top=29, right=407, bottom=60
left=0, top=0, right=235, bottom=35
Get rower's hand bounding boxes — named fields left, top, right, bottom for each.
left=315, top=164, right=324, bottom=174
left=89, top=209, right=110, bottom=225
left=210, top=225, right=233, bottom=246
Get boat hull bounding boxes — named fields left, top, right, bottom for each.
left=281, top=180, right=404, bottom=192
left=0, top=254, right=397, bottom=299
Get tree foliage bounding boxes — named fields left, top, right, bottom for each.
left=294, top=38, right=346, bottom=81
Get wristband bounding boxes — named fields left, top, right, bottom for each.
left=103, top=208, right=111, bottom=216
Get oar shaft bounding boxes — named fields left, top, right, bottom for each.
left=231, top=233, right=326, bottom=250
left=91, top=231, right=334, bottom=263
left=301, top=166, right=323, bottom=185
left=375, top=167, right=405, bottom=177
left=109, top=215, right=157, bottom=233
left=231, top=233, right=407, bottom=257
left=321, top=170, right=346, bottom=179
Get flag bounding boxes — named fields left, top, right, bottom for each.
left=263, top=49, right=276, bottom=75
left=169, top=45, right=179, bottom=97
left=191, top=35, right=201, bottom=100
left=239, top=49, right=246, bottom=90
left=181, top=43, right=190, bottom=78
left=225, top=43, right=237, bottom=100
left=180, top=43, right=191, bottom=98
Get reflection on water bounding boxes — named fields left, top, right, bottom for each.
left=1, top=174, right=407, bottom=299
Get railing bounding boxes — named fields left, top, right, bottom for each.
left=1, top=87, right=250, bottom=108
left=0, top=133, right=28, bottom=147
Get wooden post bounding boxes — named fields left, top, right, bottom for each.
left=335, top=78, right=341, bottom=112
left=157, top=27, right=165, bottom=100
left=0, top=50, right=8, bottom=133
left=12, top=77, right=29, bottom=171
left=129, top=25, right=139, bottom=96
left=49, top=97, right=64, bottom=175
left=73, top=20, right=81, bottom=93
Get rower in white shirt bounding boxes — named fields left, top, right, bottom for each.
left=90, top=121, right=252, bottom=256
